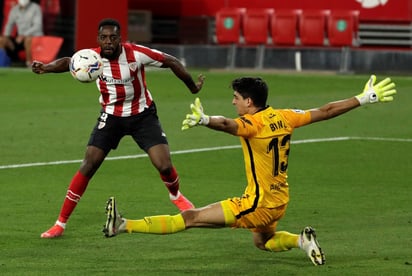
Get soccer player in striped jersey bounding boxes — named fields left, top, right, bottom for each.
left=32, top=18, right=205, bottom=238
left=103, top=75, right=396, bottom=265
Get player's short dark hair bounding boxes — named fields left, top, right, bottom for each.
left=231, top=77, right=268, bottom=108
left=98, top=18, right=121, bottom=32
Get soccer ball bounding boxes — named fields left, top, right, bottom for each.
left=70, top=49, right=103, bottom=83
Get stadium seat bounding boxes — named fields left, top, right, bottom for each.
left=243, top=8, right=273, bottom=45
left=31, top=36, right=63, bottom=63
left=328, top=10, right=360, bottom=46
left=299, top=9, right=330, bottom=46
left=215, top=7, right=246, bottom=44
left=270, top=9, right=301, bottom=46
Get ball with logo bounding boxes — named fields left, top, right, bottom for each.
left=70, top=49, right=103, bottom=83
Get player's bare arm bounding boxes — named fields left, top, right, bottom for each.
left=32, top=57, right=71, bottom=74
left=309, top=75, right=396, bottom=124
left=162, top=54, right=205, bottom=94
left=308, top=97, right=360, bottom=124
left=207, top=116, right=238, bottom=135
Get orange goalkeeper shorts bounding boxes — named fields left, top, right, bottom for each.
left=221, top=197, right=287, bottom=233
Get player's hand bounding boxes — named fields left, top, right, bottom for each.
left=32, top=61, right=46, bottom=74
left=355, top=75, right=396, bottom=105
left=192, top=74, right=206, bottom=94
left=182, top=97, right=210, bottom=130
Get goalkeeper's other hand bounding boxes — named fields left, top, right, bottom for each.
left=182, top=97, right=210, bottom=130
left=355, top=75, right=396, bottom=105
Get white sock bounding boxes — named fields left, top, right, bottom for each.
left=55, top=220, right=66, bottom=229
left=169, top=191, right=181, bottom=200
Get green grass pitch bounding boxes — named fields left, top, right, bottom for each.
left=0, top=67, right=411, bottom=275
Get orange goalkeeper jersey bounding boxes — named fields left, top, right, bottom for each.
left=234, top=106, right=311, bottom=208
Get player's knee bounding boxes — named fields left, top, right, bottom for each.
left=158, top=166, right=172, bottom=175
left=253, top=233, right=273, bottom=251
left=253, top=240, right=267, bottom=250
left=180, top=209, right=197, bottom=227
left=80, top=155, right=105, bottom=176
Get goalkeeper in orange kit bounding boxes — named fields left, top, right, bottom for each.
left=102, top=75, right=396, bottom=266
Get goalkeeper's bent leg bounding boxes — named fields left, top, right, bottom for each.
left=125, top=214, right=186, bottom=234
left=265, top=231, right=299, bottom=252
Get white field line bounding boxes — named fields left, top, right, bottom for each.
left=0, top=136, right=411, bottom=170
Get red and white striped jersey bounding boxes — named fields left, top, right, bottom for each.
left=91, top=43, right=165, bottom=117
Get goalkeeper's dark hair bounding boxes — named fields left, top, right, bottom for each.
left=98, top=18, right=121, bottom=32
left=231, top=77, right=268, bottom=108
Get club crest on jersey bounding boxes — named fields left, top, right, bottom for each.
left=129, top=62, right=138, bottom=71
left=292, top=109, right=305, bottom=114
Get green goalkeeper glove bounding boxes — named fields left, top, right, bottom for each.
left=355, top=75, right=396, bottom=105
left=182, top=97, right=210, bottom=130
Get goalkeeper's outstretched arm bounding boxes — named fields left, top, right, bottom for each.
left=181, top=97, right=238, bottom=135
left=309, top=75, right=396, bottom=124
left=206, top=116, right=238, bottom=135
left=182, top=75, right=396, bottom=130
left=308, top=97, right=360, bottom=123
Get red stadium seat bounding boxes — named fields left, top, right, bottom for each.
left=299, top=9, right=330, bottom=46
left=215, top=7, right=246, bottom=44
left=270, top=9, right=301, bottom=46
left=243, top=8, right=273, bottom=45
left=31, top=36, right=63, bottom=63
left=328, top=10, right=360, bottom=46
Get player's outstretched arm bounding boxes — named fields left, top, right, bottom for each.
left=182, top=97, right=238, bottom=135
left=309, top=75, right=396, bottom=124
left=32, top=57, right=71, bottom=74
left=162, top=54, right=205, bottom=94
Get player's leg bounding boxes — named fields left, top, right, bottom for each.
left=103, top=200, right=234, bottom=237
left=131, top=103, right=194, bottom=211
left=263, top=227, right=325, bottom=265
left=259, top=230, right=300, bottom=252
left=251, top=206, right=300, bottom=252
left=59, top=145, right=106, bottom=223
left=41, top=112, right=116, bottom=238
left=123, top=195, right=211, bottom=233
left=132, top=106, right=194, bottom=211
left=23, top=35, right=33, bottom=67
left=40, top=146, right=106, bottom=238
left=146, top=144, right=194, bottom=211
left=255, top=218, right=325, bottom=266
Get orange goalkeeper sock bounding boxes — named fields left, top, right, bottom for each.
left=265, top=231, right=299, bottom=252
left=126, top=214, right=186, bottom=234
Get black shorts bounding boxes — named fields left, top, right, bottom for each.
left=87, top=103, right=168, bottom=154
